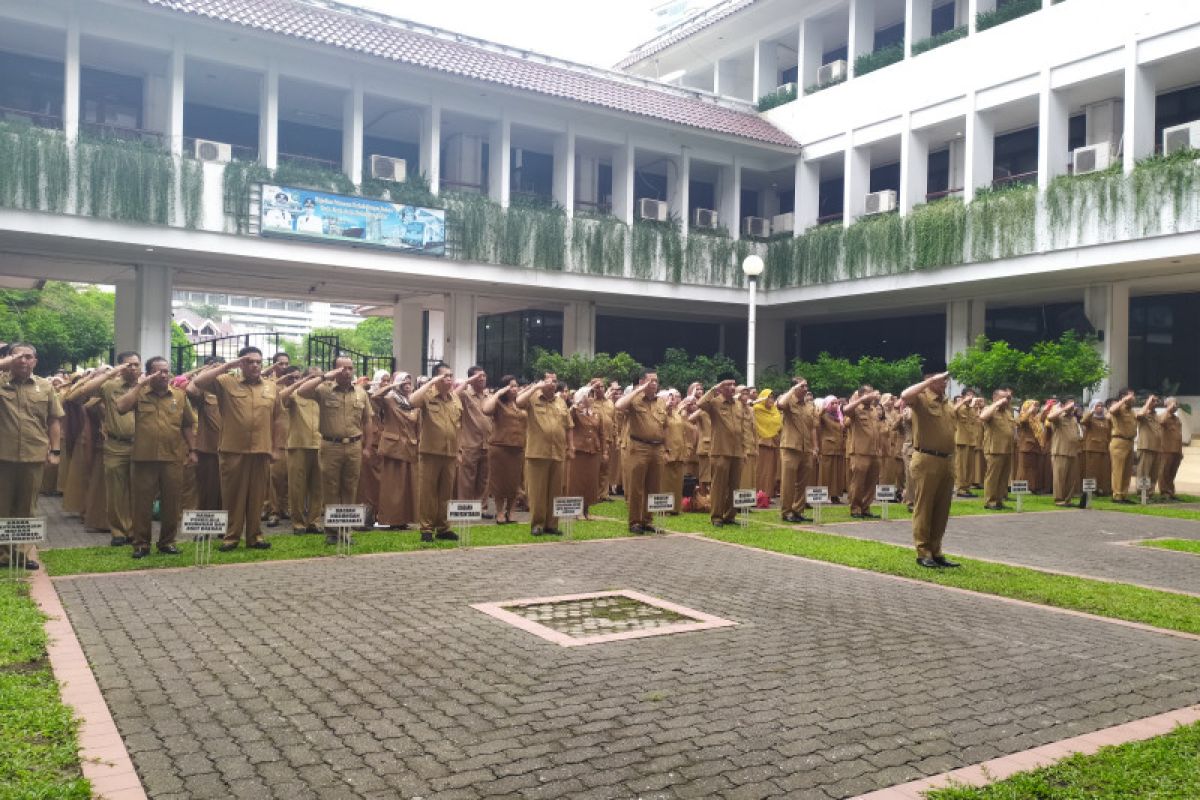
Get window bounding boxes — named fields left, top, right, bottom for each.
left=210, top=294, right=228, bottom=306
left=250, top=297, right=265, bottom=309
left=287, top=301, right=307, bottom=312
left=230, top=296, right=249, bottom=307
left=266, top=299, right=285, bottom=310
left=931, top=2, right=957, bottom=36
left=787, top=314, right=947, bottom=372
left=81, top=67, right=142, bottom=130
left=873, top=22, right=905, bottom=51
left=1129, top=293, right=1200, bottom=394
left=190, top=292, right=206, bottom=303
left=0, top=51, right=64, bottom=124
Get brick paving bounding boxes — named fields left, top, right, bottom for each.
left=804, top=510, right=1200, bottom=595
left=54, top=535, right=1200, bottom=799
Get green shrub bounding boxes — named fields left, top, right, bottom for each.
left=854, top=41, right=905, bottom=77
left=976, top=0, right=1041, bottom=32
left=911, top=26, right=968, bottom=55
left=757, top=83, right=798, bottom=112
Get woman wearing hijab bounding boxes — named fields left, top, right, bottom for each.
left=567, top=385, right=606, bottom=519
left=753, top=389, right=782, bottom=498
left=372, top=372, right=419, bottom=529
left=818, top=396, right=847, bottom=503
left=1016, top=398, right=1044, bottom=493
left=483, top=375, right=526, bottom=525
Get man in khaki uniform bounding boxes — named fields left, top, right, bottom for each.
left=192, top=347, right=284, bottom=551
left=979, top=389, right=1015, bottom=510
left=595, top=384, right=616, bottom=501
left=777, top=378, right=819, bottom=523
left=1045, top=400, right=1083, bottom=506
left=410, top=364, right=462, bottom=542
left=67, top=353, right=140, bottom=546
left=614, top=370, right=667, bottom=533
left=456, top=366, right=492, bottom=511
left=952, top=391, right=979, bottom=497
left=1157, top=398, right=1184, bottom=500
left=297, top=357, right=374, bottom=543
left=901, top=372, right=959, bottom=569
left=1134, top=394, right=1163, bottom=499
left=279, top=367, right=322, bottom=534
left=116, top=357, right=195, bottom=558
left=0, top=344, right=64, bottom=570
left=737, top=387, right=758, bottom=490
left=1107, top=390, right=1138, bottom=503
left=263, top=366, right=294, bottom=528
left=517, top=372, right=573, bottom=535
left=698, top=379, right=743, bottom=526
left=186, top=356, right=224, bottom=510
left=842, top=386, right=883, bottom=519
left=1080, top=401, right=1112, bottom=496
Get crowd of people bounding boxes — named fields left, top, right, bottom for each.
left=0, top=338, right=1188, bottom=571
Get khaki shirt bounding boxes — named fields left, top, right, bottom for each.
left=778, top=396, right=816, bottom=453
left=282, top=394, right=320, bottom=450
left=953, top=403, right=978, bottom=447
left=314, top=382, right=369, bottom=440
left=132, top=386, right=194, bottom=462
left=625, top=395, right=668, bottom=444
left=193, top=392, right=222, bottom=454
left=1160, top=412, right=1183, bottom=454
left=98, top=378, right=138, bottom=442
left=845, top=404, right=881, bottom=457
left=571, top=409, right=604, bottom=454
left=0, top=373, right=64, bottom=462
left=488, top=400, right=527, bottom=448
left=664, top=408, right=688, bottom=463
left=910, top=390, right=956, bottom=454
left=376, top=395, right=420, bottom=462
left=741, top=404, right=757, bottom=457
left=412, top=390, right=461, bottom=457
left=1080, top=411, right=1111, bottom=453
left=817, top=413, right=844, bottom=456
left=698, top=388, right=741, bottom=458
left=982, top=409, right=1016, bottom=455
left=1047, top=415, right=1082, bottom=458
left=596, top=398, right=617, bottom=444
left=212, top=374, right=280, bottom=454
left=525, top=393, right=572, bottom=460
left=1136, top=409, right=1163, bottom=452
left=458, top=386, right=493, bottom=452
left=1110, top=405, right=1136, bottom=439
left=695, top=411, right=713, bottom=456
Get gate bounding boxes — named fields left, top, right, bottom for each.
left=173, top=333, right=282, bottom=374
left=306, top=335, right=395, bottom=377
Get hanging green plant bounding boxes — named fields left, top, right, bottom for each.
left=683, top=227, right=735, bottom=284
left=796, top=222, right=844, bottom=285
left=179, top=157, right=204, bottom=229
left=967, top=182, right=1037, bottom=261
left=909, top=197, right=966, bottom=269
left=271, top=160, right=355, bottom=195
left=763, top=236, right=797, bottom=289
left=631, top=218, right=681, bottom=281
left=1131, top=150, right=1199, bottom=236
left=442, top=191, right=501, bottom=263
left=222, top=160, right=273, bottom=234
left=359, top=170, right=441, bottom=208
left=1044, top=163, right=1123, bottom=244
left=0, top=121, right=71, bottom=213
left=76, top=134, right=176, bottom=225
left=843, top=212, right=906, bottom=277
left=570, top=214, right=627, bottom=276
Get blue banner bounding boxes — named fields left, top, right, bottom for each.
left=259, top=183, right=446, bottom=256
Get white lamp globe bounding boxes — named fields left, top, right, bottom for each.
left=741, top=254, right=765, bottom=277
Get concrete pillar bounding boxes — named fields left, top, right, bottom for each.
left=576, top=154, right=600, bottom=209
left=444, top=293, right=477, bottom=372
left=259, top=64, right=279, bottom=169
left=1123, top=45, right=1155, bottom=174
left=443, top=134, right=484, bottom=191
left=945, top=298, right=986, bottom=392
left=166, top=42, right=185, bottom=158
left=561, top=301, right=596, bottom=357
left=844, top=143, right=870, bottom=226
left=963, top=100, right=994, bottom=203
left=1085, top=283, right=1128, bottom=399
left=907, top=0, right=933, bottom=56
left=391, top=302, right=425, bottom=377
left=63, top=14, right=80, bottom=143
left=848, top=0, right=876, bottom=78
left=1037, top=72, right=1069, bottom=190
left=713, top=59, right=723, bottom=95
left=553, top=124, right=576, bottom=217
left=719, top=158, right=742, bottom=241
left=795, top=157, right=819, bottom=233
left=753, top=39, right=779, bottom=98
left=115, top=265, right=174, bottom=362
left=900, top=118, right=929, bottom=214
left=969, top=0, right=997, bottom=35
left=419, top=101, right=441, bottom=195
left=342, top=80, right=364, bottom=185
left=798, top=17, right=823, bottom=90
left=669, top=149, right=690, bottom=236
left=948, top=137, right=966, bottom=193
left=612, top=137, right=635, bottom=226
left=755, top=317, right=787, bottom=375
left=489, top=117, right=511, bottom=207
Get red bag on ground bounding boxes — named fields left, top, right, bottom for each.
left=755, top=490, right=770, bottom=509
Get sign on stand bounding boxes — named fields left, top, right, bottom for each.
left=1081, top=478, right=1097, bottom=509
left=324, top=505, right=366, bottom=557
left=448, top=501, right=482, bottom=547
left=875, top=485, right=897, bottom=520
left=1137, top=476, right=1153, bottom=505
left=0, top=518, right=46, bottom=579
left=806, top=487, right=830, bottom=525
left=1009, top=480, right=1030, bottom=512
left=733, top=490, right=755, bottom=528
left=182, top=510, right=227, bottom=567
left=553, top=497, right=584, bottom=540
left=647, top=493, right=674, bottom=533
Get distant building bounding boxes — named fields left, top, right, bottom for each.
left=171, top=292, right=363, bottom=341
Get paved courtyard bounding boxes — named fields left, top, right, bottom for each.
left=54, top=534, right=1200, bottom=799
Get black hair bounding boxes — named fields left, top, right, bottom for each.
left=203, top=355, right=225, bottom=366
left=238, top=346, right=263, bottom=358
left=8, top=342, right=36, bottom=356
left=145, top=356, right=169, bottom=372
left=639, top=368, right=658, bottom=382
left=467, top=365, right=484, bottom=377
left=432, top=362, right=451, bottom=376
left=115, top=351, right=140, bottom=364
left=272, top=352, right=290, bottom=362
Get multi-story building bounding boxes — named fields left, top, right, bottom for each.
left=171, top=290, right=363, bottom=340
left=0, top=0, right=1197, bottom=405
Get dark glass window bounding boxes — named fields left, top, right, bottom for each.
left=869, top=162, right=900, bottom=194
left=993, top=125, right=1038, bottom=181
left=688, top=180, right=715, bottom=215
left=596, top=316, right=721, bottom=368
left=874, top=22, right=905, bottom=50
left=818, top=176, right=844, bottom=220
left=779, top=65, right=798, bottom=85
left=931, top=2, right=957, bottom=35
left=927, top=148, right=951, bottom=195
left=0, top=51, right=63, bottom=121
left=364, top=136, right=419, bottom=171
left=777, top=189, right=795, bottom=214
left=822, top=45, right=848, bottom=65
left=476, top=310, right=563, bottom=382
left=634, top=170, right=668, bottom=202
left=787, top=314, right=947, bottom=373
left=1154, top=85, right=1200, bottom=144
left=1129, top=293, right=1200, bottom=395
left=1068, top=113, right=1086, bottom=152
left=81, top=67, right=142, bottom=130
left=741, top=189, right=759, bottom=218
left=278, top=120, right=341, bottom=166
left=511, top=148, right=553, bottom=200
left=984, top=303, right=1092, bottom=352
left=185, top=103, right=258, bottom=152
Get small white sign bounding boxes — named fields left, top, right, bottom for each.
left=647, top=493, right=675, bottom=513
left=553, top=497, right=585, bottom=518
left=1009, top=480, right=1030, bottom=495
left=733, top=490, right=756, bottom=509
left=875, top=485, right=897, bottom=502
left=1137, top=476, right=1153, bottom=490
left=448, top=501, right=483, bottom=522
left=324, top=504, right=367, bottom=527
left=1081, top=478, right=1098, bottom=493
left=0, top=518, right=46, bottom=544
left=181, top=510, right=228, bottom=537
left=806, top=486, right=830, bottom=504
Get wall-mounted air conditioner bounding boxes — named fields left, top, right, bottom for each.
left=817, top=60, right=847, bottom=87
left=864, top=189, right=897, bottom=215
left=370, top=154, right=407, bottom=182
left=1162, top=121, right=1200, bottom=156
left=692, top=208, right=719, bottom=229
left=193, top=139, right=232, bottom=163
left=1072, top=143, right=1112, bottom=175
left=637, top=198, right=668, bottom=222
left=771, top=212, right=795, bottom=234
left=742, top=216, right=770, bottom=238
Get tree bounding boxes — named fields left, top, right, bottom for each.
left=528, top=348, right=643, bottom=387
left=947, top=333, right=1108, bottom=399
left=789, top=352, right=924, bottom=397
left=654, top=348, right=742, bottom=391
left=1, top=282, right=114, bottom=373
left=354, top=316, right=394, bottom=356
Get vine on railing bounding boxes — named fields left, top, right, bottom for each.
left=0, top=120, right=70, bottom=213
left=571, top=213, right=627, bottom=276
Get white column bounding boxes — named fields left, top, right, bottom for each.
left=713, top=60, right=723, bottom=95
left=753, top=39, right=779, bottom=98
left=843, top=143, right=870, bottom=226
left=63, top=14, right=80, bottom=143
left=259, top=64, right=279, bottom=169
left=963, top=100, right=994, bottom=203
left=576, top=154, right=600, bottom=208
left=1123, top=44, right=1155, bottom=174
left=489, top=116, right=511, bottom=208
left=444, top=292, right=477, bottom=372
left=1037, top=72, right=1069, bottom=190
left=945, top=298, right=986, bottom=391
left=798, top=18, right=823, bottom=89
left=612, top=137, right=635, bottom=226
left=553, top=123, right=576, bottom=217
left=755, top=317, right=787, bottom=375
left=719, top=158, right=742, bottom=241
left=115, top=265, right=174, bottom=361
left=419, top=101, right=441, bottom=195
left=900, top=117, right=929, bottom=214
left=342, top=80, right=364, bottom=185
left=167, top=42, right=185, bottom=158
left=848, top=0, right=876, bottom=78
left=795, top=157, right=819, bottom=233
left=392, top=302, right=425, bottom=377
left=1085, top=283, right=1128, bottom=399
left=907, top=0, right=933, bottom=56
left=669, top=149, right=690, bottom=237
left=561, top=301, right=596, bottom=357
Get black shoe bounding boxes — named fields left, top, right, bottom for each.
left=542, top=528, right=563, bottom=536
left=531, top=526, right=544, bottom=536
left=861, top=511, right=878, bottom=519
left=217, top=543, right=238, bottom=552
left=292, top=528, right=308, bottom=535
left=781, top=513, right=800, bottom=523
left=110, top=536, right=129, bottom=547
left=249, top=541, right=271, bottom=550
left=628, top=524, right=644, bottom=534
left=325, top=534, right=339, bottom=545
left=132, top=548, right=150, bottom=560
left=850, top=513, right=863, bottom=519
left=916, top=557, right=943, bottom=569
left=481, top=513, right=495, bottom=520
left=933, top=556, right=960, bottom=568
left=640, top=525, right=658, bottom=534
left=984, top=504, right=1006, bottom=511
left=266, top=514, right=280, bottom=528
left=420, top=531, right=434, bottom=542
left=306, top=525, right=321, bottom=534
left=21, top=558, right=40, bottom=571
left=435, top=530, right=459, bottom=541
left=712, top=520, right=725, bottom=528
left=157, top=545, right=181, bottom=555
left=1116, top=498, right=1136, bottom=505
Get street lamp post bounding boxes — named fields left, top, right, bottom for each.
left=741, top=254, right=764, bottom=387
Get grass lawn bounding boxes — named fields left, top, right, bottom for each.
left=926, top=721, right=1200, bottom=799
left=0, top=580, right=89, bottom=799
left=1137, top=538, right=1200, bottom=556
left=41, top=519, right=635, bottom=577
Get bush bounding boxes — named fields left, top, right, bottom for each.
left=948, top=332, right=1108, bottom=399
left=654, top=348, right=742, bottom=392
left=528, top=348, right=643, bottom=388
left=789, top=353, right=924, bottom=397
left=911, top=26, right=967, bottom=55
left=976, top=0, right=1040, bottom=32
left=854, top=42, right=905, bottom=77
left=756, top=84, right=798, bottom=112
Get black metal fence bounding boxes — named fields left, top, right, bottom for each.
left=173, top=333, right=282, bottom=374
left=306, top=335, right=395, bottom=377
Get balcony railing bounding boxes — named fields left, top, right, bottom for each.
left=182, top=136, right=258, bottom=162
left=0, top=105, right=61, bottom=130
left=925, top=187, right=964, bottom=202
left=992, top=170, right=1037, bottom=189
left=80, top=121, right=164, bottom=146
left=277, top=151, right=340, bottom=171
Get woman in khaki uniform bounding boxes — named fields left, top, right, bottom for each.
left=1045, top=400, right=1083, bottom=506
left=662, top=391, right=688, bottom=515
left=373, top=373, right=419, bottom=529
left=1080, top=400, right=1112, bottom=495
left=61, top=388, right=92, bottom=514
left=82, top=398, right=110, bottom=532
left=1016, top=399, right=1043, bottom=493
left=567, top=386, right=606, bottom=518
left=484, top=376, right=526, bottom=525
left=818, top=397, right=847, bottom=503
left=517, top=373, right=573, bottom=535
left=1037, top=401, right=1055, bottom=495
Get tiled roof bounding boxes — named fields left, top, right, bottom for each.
left=615, top=0, right=762, bottom=70
left=141, top=0, right=798, bottom=149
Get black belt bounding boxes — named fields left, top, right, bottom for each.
left=1113, top=434, right=1133, bottom=441
left=630, top=435, right=664, bottom=446
left=323, top=435, right=362, bottom=444
left=914, top=447, right=951, bottom=458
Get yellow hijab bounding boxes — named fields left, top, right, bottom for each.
left=753, top=389, right=783, bottom=439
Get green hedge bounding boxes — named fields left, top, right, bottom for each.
left=854, top=41, right=905, bottom=77
left=756, top=83, right=798, bottom=112
left=977, top=0, right=1041, bottom=32
left=912, top=25, right=968, bottom=55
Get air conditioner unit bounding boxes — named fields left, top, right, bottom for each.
left=369, top=154, right=407, bottom=183
left=772, top=212, right=795, bottom=234
left=192, top=138, right=232, bottom=163
left=637, top=197, right=668, bottom=222
left=742, top=216, right=770, bottom=238
left=1162, top=120, right=1200, bottom=156
left=692, top=208, right=719, bottom=229
left=864, top=189, right=897, bottom=215
left=775, top=82, right=797, bottom=96
left=1072, top=142, right=1112, bottom=175
left=817, top=60, right=847, bottom=87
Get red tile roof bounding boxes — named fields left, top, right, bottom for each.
left=142, top=0, right=798, bottom=149
left=616, top=0, right=762, bottom=70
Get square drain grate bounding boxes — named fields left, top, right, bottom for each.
left=472, top=590, right=736, bottom=647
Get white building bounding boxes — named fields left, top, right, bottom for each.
left=0, top=0, right=1198, bottom=403
left=171, top=290, right=362, bottom=340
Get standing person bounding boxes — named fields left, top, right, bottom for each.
left=1107, top=389, right=1138, bottom=503
left=691, top=383, right=713, bottom=501
left=900, top=372, right=959, bottom=569
left=1016, top=399, right=1044, bottom=493
left=698, top=379, right=743, bottom=527
left=115, top=357, right=195, bottom=559
left=594, top=380, right=615, bottom=502
left=483, top=375, right=526, bottom=525
left=898, top=401, right=915, bottom=510
left=738, top=387, right=758, bottom=491
left=843, top=386, right=883, bottom=519
left=818, top=397, right=847, bottom=503
left=753, top=389, right=781, bottom=498
left=186, top=356, right=224, bottom=510
left=952, top=390, right=978, bottom=497
left=777, top=378, right=819, bottom=523
left=605, top=382, right=625, bottom=497
left=263, top=366, right=297, bottom=528
left=1080, top=400, right=1113, bottom=496
left=278, top=367, right=322, bottom=534
left=192, top=348, right=284, bottom=552
left=1045, top=399, right=1083, bottom=507
left=411, top=364, right=462, bottom=541
left=1157, top=398, right=1184, bottom=500
left=0, top=344, right=63, bottom=571
left=517, top=372, right=572, bottom=536
left=456, top=366, right=492, bottom=514
left=372, top=373, right=419, bottom=530
left=979, top=389, right=1016, bottom=510
left=1135, top=394, right=1163, bottom=500
left=567, top=385, right=606, bottom=519
left=661, top=390, right=688, bottom=516
left=614, top=371, right=667, bottom=533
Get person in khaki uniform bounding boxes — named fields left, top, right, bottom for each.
left=777, top=378, right=819, bottom=522
left=979, top=389, right=1015, bottom=510
left=698, top=379, right=743, bottom=526
left=186, top=356, right=225, bottom=510
left=0, top=344, right=64, bottom=571
left=1045, top=400, right=1083, bottom=506
left=67, top=354, right=140, bottom=546
left=263, top=367, right=296, bottom=527
left=594, top=386, right=616, bottom=502
left=1080, top=400, right=1112, bottom=496
left=192, top=348, right=284, bottom=551
left=753, top=390, right=781, bottom=498
left=1157, top=399, right=1184, bottom=499
left=1134, top=394, right=1164, bottom=499
left=372, top=373, right=420, bottom=529
left=736, top=387, right=757, bottom=491
left=952, top=391, right=979, bottom=497
left=901, top=372, right=959, bottom=569
left=614, top=371, right=667, bottom=533
left=567, top=385, right=607, bottom=519
left=842, top=386, right=883, bottom=519
left=410, top=364, right=462, bottom=542
left=278, top=367, right=323, bottom=534
left=817, top=398, right=847, bottom=503
left=296, top=357, right=374, bottom=544
left=455, top=367, right=493, bottom=511
left=116, top=357, right=195, bottom=559
left=661, top=390, right=688, bottom=517
left=604, top=383, right=624, bottom=496
left=1016, top=399, right=1045, bottom=494
left=1107, top=390, right=1138, bottom=502
left=517, top=372, right=573, bottom=536
left=483, top=376, right=527, bottom=526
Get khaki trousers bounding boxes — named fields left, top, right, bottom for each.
left=624, top=441, right=664, bottom=526
left=1158, top=451, right=1182, bottom=497
left=287, top=448, right=322, bottom=531
left=266, top=455, right=289, bottom=516
left=457, top=447, right=489, bottom=502
left=847, top=454, right=880, bottom=515
left=1051, top=454, right=1080, bottom=504
left=1081, top=450, right=1112, bottom=495
left=983, top=452, right=1011, bottom=506
left=526, top=457, right=565, bottom=530
left=973, top=448, right=986, bottom=486
left=132, top=460, right=182, bottom=550
left=418, top=453, right=457, bottom=532
left=103, top=444, right=134, bottom=540
left=756, top=445, right=779, bottom=495
left=780, top=448, right=813, bottom=516
left=709, top=455, right=741, bottom=524
left=219, top=452, right=271, bottom=546
left=1136, top=449, right=1160, bottom=496
left=818, top=454, right=846, bottom=500
left=194, top=452, right=223, bottom=510
left=1109, top=438, right=1134, bottom=500
left=0, top=461, right=43, bottom=560
left=954, top=444, right=974, bottom=492
left=738, top=453, right=757, bottom=491
left=320, top=441, right=362, bottom=507
left=662, top=461, right=684, bottom=517
left=910, top=451, right=954, bottom=559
